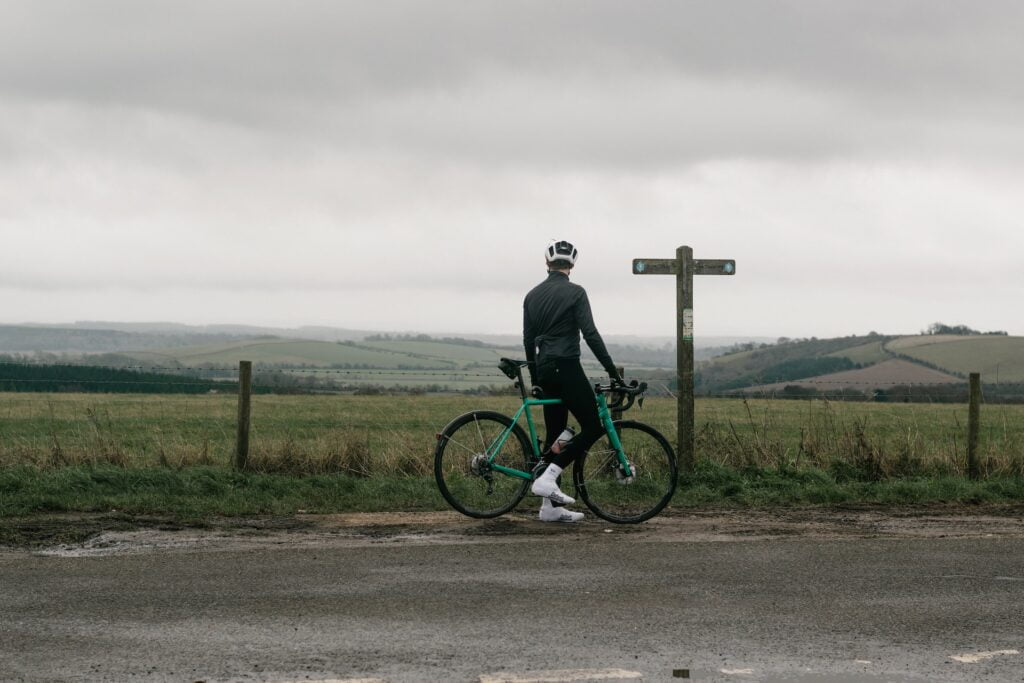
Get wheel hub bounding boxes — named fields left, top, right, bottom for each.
left=470, top=454, right=489, bottom=476
left=615, top=460, right=638, bottom=485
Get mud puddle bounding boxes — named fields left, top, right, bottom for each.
left=4, top=504, right=1024, bottom=558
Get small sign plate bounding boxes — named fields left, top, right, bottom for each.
left=693, top=259, right=736, bottom=275
left=682, top=308, right=694, bottom=341
left=632, top=258, right=678, bottom=275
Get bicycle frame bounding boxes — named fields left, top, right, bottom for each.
left=483, top=390, right=631, bottom=480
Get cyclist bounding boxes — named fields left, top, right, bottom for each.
left=524, top=239, right=622, bottom=522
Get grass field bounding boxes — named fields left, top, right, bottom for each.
left=827, top=340, right=890, bottom=365
left=365, top=340, right=521, bottom=365
left=103, top=338, right=602, bottom=389
left=745, top=358, right=963, bottom=393
left=123, top=338, right=525, bottom=371
left=887, top=335, right=1024, bottom=383
left=129, top=339, right=458, bottom=369
left=2, top=392, right=1023, bottom=522
left=2, top=392, right=1023, bottom=475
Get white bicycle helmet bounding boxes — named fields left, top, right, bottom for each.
left=545, top=239, right=578, bottom=266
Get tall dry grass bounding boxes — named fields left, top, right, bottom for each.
left=1, top=393, right=1022, bottom=478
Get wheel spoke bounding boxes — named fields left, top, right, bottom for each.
left=473, top=414, right=487, bottom=451
left=443, top=434, right=480, bottom=457
left=585, top=448, right=618, bottom=473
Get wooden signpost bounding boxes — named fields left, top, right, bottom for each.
left=633, top=246, right=736, bottom=472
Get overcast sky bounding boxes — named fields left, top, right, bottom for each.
left=2, top=1, right=1022, bottom=339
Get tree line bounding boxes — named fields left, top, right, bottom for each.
left=924, top=322, right=1008, bottom=336
left=0, top=363, right=243, bottom=394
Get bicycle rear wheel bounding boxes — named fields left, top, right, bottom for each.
left=573, top=420, right=677, bottom=523
left=434, top=411, right=532, bottom=518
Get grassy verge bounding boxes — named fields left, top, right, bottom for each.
left=3, top=462, right=1024, bottom=525
left=0, top=465, right=445, bottom=521
left=678, top=461, right=1024, bottom=506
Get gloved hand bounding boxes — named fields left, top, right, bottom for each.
left=608, top=368, right=624, bottom=385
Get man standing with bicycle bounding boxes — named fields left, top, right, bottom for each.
left=524, top=239, right=623, bottom=522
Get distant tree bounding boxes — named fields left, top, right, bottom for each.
left=926, top=322, right=981, bottom=336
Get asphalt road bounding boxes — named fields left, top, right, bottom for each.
left=2, top=509, right=1024, bottom=682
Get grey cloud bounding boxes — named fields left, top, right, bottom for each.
left=2, top=1, right=1023, bottom=168
left=2, top=2, right=1023, bottom=336
left=5, top=2, right=1022, bottom=105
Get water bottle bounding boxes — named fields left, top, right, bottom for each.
left=550, top=427, right=575, bottom=454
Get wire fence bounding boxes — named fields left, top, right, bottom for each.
left=2, top=359, right=1024, bottom=479
left=2, top=360, right=1024, bottom=401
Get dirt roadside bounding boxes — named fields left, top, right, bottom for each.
left=3, top=503, right=1023, bottom=556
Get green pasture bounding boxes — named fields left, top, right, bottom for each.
left=2, top=392, right=1022, bottom=476
left=890, top=336, right=1024, bottom=383
left=3, top=392, right=1024, bottom=522
left=131, top=339, right=457, bottom=369
left=363, top=340, right=520, bottom=366
left=828, top=340, right=890, bottom=366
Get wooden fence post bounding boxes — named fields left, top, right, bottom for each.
left=967, top=372, right=981, bottom=480
left=235, top=360, right=252, bottom=471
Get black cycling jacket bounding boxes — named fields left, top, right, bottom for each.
left=523, top=271, right=617, bottom=383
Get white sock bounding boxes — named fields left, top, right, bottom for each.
left=541, top=463, right=564, bottom=481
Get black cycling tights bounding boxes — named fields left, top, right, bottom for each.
left=537, top=358, right=603, bottom=469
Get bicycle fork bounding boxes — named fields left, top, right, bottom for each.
left=596, top=396, right=634, bottom=478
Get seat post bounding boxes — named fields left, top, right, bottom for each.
left=516, top=366, right=529, bottom=400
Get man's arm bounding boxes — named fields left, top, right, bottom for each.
left=523, top=301, right=538, bottom=385
left=574, top=290, right=620, bottom=380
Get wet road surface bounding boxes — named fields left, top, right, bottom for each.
left=2, top=508, right=1023, bottom=682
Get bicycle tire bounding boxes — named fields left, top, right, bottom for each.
left=573, top=420, right=677, bottom=524
left=434, top=410, right=532, bottom=518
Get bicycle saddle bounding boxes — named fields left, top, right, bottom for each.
left=498, top=357, right=529, bottom=380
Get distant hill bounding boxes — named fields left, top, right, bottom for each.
left=886, top=335, right=1024, bottom=383
left=740, top=359, right=962, bottom=394
left=5, top=322, right=766, bottom=356
left=1, top=321, right=765, bottom=372
left=697, top=333, right=1024, bottom=394
left=696, top=335, right=894, bottom=392
left=9, top=322, right=376, bottom=343
left=139, top=340, right=442, bottom=369
left=0, top=324, right=255, bottom=353
left=7, top=321, right=1019, bottom=395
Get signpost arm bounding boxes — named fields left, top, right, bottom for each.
left=676, top=245, right=695, bottom=472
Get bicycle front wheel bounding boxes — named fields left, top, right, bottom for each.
left=434, top=411, right=532, bottom=518
left=573, top=420, right=677, bottom=524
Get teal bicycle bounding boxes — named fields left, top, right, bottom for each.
left=434, top=358, right=677, bottom=523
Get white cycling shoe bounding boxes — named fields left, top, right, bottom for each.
left=530, top=463, right=576, bottom=506
left=539, top=499, right=584, bottom=523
